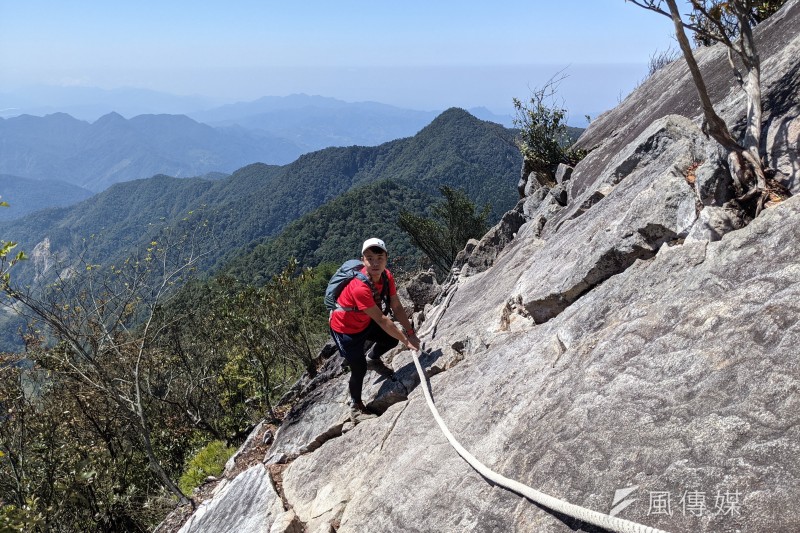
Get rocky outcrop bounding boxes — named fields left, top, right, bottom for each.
left=397, top=269, right=441, bottom=312
left=515, top=114, right=704, bottom=324
left=177, top=465, right=287, bottom=533
left=458, top=204, right=528, bottom=277
left=175, top=2, right=800, bottom=532
left=29, top=237, right=70, bottom=283
left=282, top=194, right=800, bottom=533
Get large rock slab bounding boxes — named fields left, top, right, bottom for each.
left=178, top=465, right=286, bottom=533
left=517, top=115, right=704, bottom=324
left=282, top=195, right=800, bottom=533
left=265, top=341, right=455, bottom=464
left=265, top=377, right=350, bottom=465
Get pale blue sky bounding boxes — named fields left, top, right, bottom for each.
left=0, top=1, right=684, bottom=119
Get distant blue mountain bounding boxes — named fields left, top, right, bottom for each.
left=190, top=94, right=515, bottom=150
left=0, top=85, right=221, bottom=121
left=190, top=94, right=441, bottom=151
left=0, top=112, right=303, bottom=191
left=0, top=174, right=93, bottom=221
left=467, top=106, right=514, bottom=127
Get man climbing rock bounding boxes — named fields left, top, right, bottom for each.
left=329, top=238, right=420, bottom=423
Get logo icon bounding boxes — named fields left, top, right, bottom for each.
left=610, top=485, right=639, bottom=517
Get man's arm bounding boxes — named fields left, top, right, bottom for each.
left=363, top=304, right=420, bottom=350
left=390, top=294, right=421, bottom=350
left=389, top=294, right=413, bottom=331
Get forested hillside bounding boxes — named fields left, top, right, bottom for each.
left=1, top=108, right=519, bottom=276
left=0, top=175, right=92, bottom=220
left=221, top=179, right=434, bottom=285
left=0, top=108, right=521, bottom=350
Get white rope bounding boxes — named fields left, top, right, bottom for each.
left=410, top=349, right=671, bottom=533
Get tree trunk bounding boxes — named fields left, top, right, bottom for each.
left=665, top=0, right=742, bottom=153
left=735, top=6, right=767, bottom=195
left=665, top=0, right=769, bottom=211
left=743, top=68, right=764, bottom=173
left=135, top=369, right=190, bottom=505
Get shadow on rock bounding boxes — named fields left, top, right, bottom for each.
left=363, top=349, right=445, bottom=413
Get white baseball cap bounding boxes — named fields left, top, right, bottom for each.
left=362, top=237, right=387, bottom=254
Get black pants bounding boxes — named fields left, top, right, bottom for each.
left=330, top=320, right=398, bottom=403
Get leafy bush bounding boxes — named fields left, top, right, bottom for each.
left=689, top=0, right=787, bottom=46
left=178, top=441, right=236, bottom=496
left=513, top=78, right=586, bottom=180
left=0, top=500, right=43, bottom=533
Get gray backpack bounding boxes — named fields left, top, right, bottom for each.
left=324, top=259, right=389, bottom=313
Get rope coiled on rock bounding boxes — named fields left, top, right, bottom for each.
left=409, top=349, right=671, bottom=533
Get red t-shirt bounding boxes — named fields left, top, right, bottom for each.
left=330, top=267, right=397, bottom=334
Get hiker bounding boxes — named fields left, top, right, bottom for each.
left=329, top=237, right=420, bottom=422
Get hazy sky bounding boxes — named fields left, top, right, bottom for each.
left=0, top=1, right=683, bottom=119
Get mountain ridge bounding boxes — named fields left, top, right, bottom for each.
left=0, top=99, right=517, bottom=195
left=0, top=174, right=93, bottom=221
left=0, top=112, right=304, bottom=191
left=0, top=108, right=521, bottom=350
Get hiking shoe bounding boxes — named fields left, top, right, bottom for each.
left=348, top=400, right=378, bottom=424
left=366, top=357, right=396, bottom=380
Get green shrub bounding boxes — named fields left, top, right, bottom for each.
left=513, top=78, right=586, bottom=180
left=0, top=500, right=42, bottom=533
left=178, top=441, right=236, bottom=495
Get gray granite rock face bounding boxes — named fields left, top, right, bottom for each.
left=398, top=269, right=441, bottom=312
left=282, top=195, right=800, bottom=533
left=176, top=4, right=800, bottom=532
left=555, top=163, right=573, bottom=186
left=178, top=465, right=285, bottom=533
left=694, top=147, right=736, bottom=207
left=263, top=340, right=456, bottom=467
left=519, top=115, right=703, bottom=324
left=461, top=203, right=528, bottom=277
left=685, top=205, right=747, bottom=242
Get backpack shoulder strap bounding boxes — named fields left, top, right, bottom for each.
left=356, top=271, right=392, bottom=314
left=377, top=271, right=391, bottom=315
left=354, top=271, right=378, bottom=297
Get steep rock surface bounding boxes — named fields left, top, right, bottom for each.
left=177, top=465, right=288, bottom=533
left=283, top=194, right=800, bottom=533
left=175, top=3, right=800, bottom=532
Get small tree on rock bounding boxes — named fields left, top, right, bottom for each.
left=399, top=186, right=490, bottom=279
